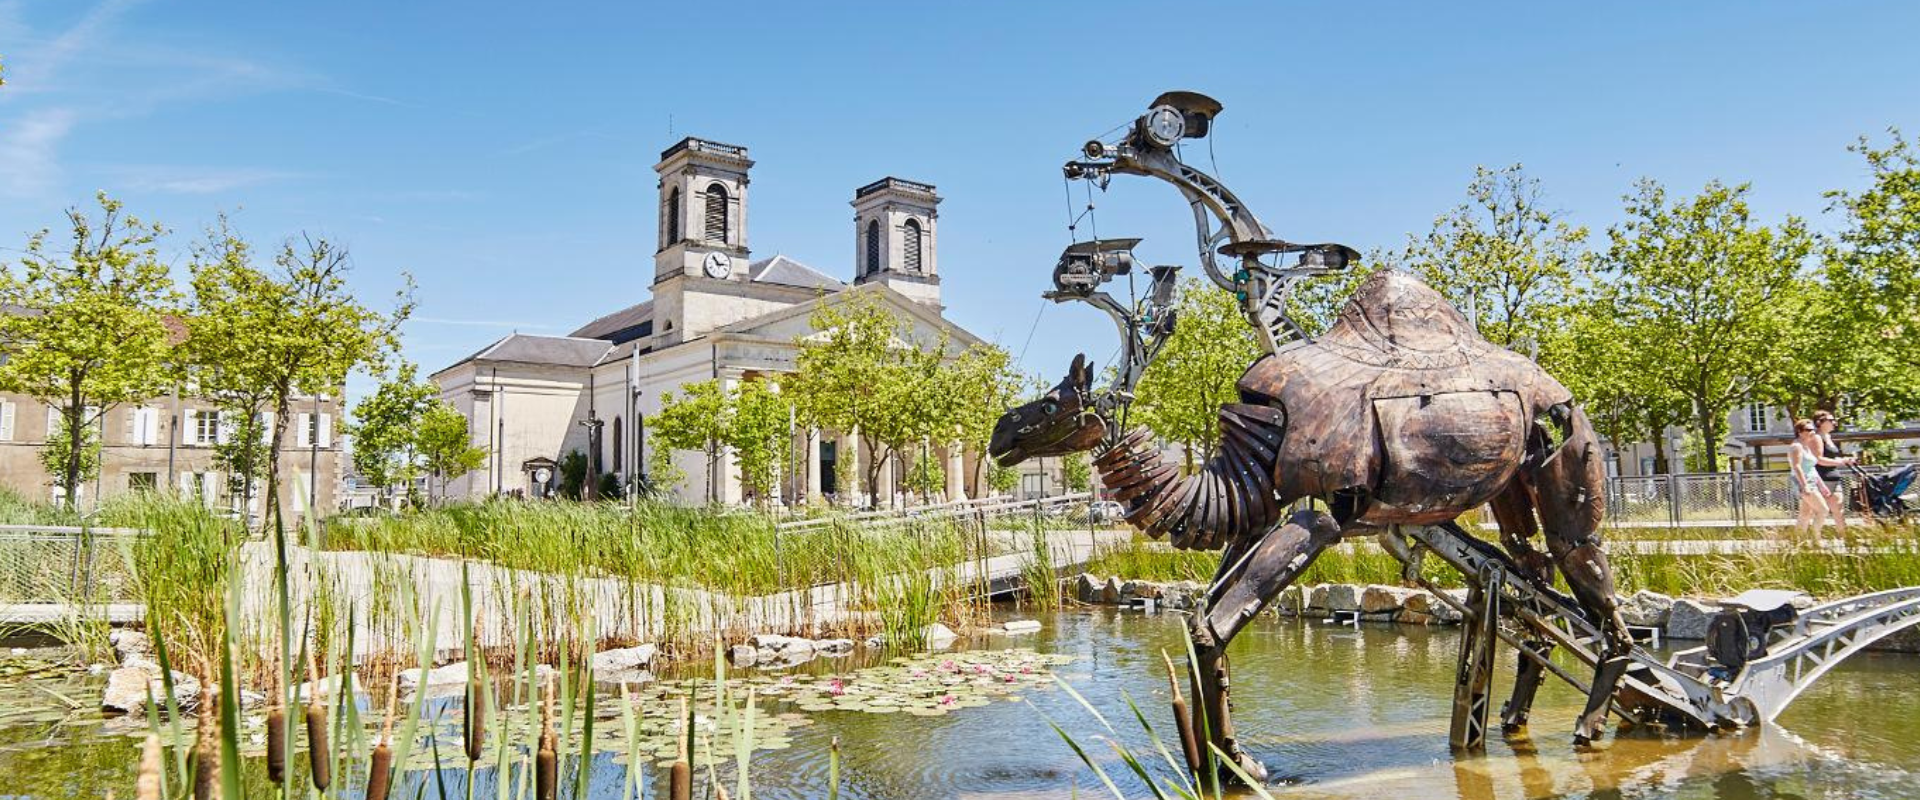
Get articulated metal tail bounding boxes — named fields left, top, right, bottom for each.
left=1093, top=404, right=1285, bottom=550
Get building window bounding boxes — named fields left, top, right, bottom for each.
left=901, top=219, right=923, bottom=273
left=1745, top=403, right=1768, bottom=434
left=664, top=187, right=681, bottom=247
left=611, top=417, right=623, bottom=472
left=129, top=472, right=157, bottom=492
left=194, top=410, right=221, bottom=445
left=865, top=220, right=880, bottom=275
left=704, top=183, right=729, bottom=244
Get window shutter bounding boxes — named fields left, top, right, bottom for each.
left=318, top=413, right=332, bottom=448
left=902, top=220, right=922, bottom=273
left=0, top=400, right=14, bottom=441
left=202, top=472, right=219, bottom=503
left=865, top=220, right=880, bottom=275
left=48, top=406, right=60, bottom=440
left=216, top=412, right=233, bottom=445
left=260, top=411, right=275, bottom=445
left=296, top=413, right=311, bottom=448
left=704, top=184, right=728, bottom=244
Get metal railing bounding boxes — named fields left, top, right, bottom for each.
left=0, top=525, right=146, bottom=605
left=1603, top=464, right=1913, bottom=528
left=774, top=492, right=1095, bottom=533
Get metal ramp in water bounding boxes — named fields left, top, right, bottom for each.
left=1380, top=522, right=1920, bottom=747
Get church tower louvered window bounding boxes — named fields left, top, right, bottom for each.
left=663, top=187, right=681, bottom=248
left=704, top=184, right=729, bottom=244
left=865, top=220, right=881, bottom=275
left=901, top=219, right=923, bottom=273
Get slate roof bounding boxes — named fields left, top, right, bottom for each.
left=748, top=255, right=845, bottom=292
left=571, top=300, right=653, bottom=342
left=460, top=334, right=611, bottom=368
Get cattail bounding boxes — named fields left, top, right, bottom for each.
left=670, top=698, right=691, bottom=800
left=1164, top=651, right=1201, bottom=777
left=536, top=676, right=557, bottom=800
left=305, top=649, right=331, bottom=791
left=136, top=734, right=162, bottom=800
left=828, top=736, right=840, bottom=800
left=265, top=704, right=287, bottom=784
left=464, top=677, right=486, bottom=762
left=367, top=676, right=400, bottom=800
left=192, top=688, right=218, bottom=800
left=306, top=697, right=331, bottom=790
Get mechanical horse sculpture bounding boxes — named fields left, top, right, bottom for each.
left=987, top=92, right=1633, bottom=781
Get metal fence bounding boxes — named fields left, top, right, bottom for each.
left=773, top=492, right=1095, bottom=533
left=0, top=525, right=145, bottom=605
left=1604, top=465, right=1911, bottom=528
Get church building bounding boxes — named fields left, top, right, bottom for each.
left=432, top=137, right=988, bottom=505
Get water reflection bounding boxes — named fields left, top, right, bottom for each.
left=1, top=608, right=1916, bottom=799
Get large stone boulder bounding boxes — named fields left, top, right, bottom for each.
left=1665, top=598, right=1720, bottom=640
left=102, top=659, right=200, bottom=715
left=591, top=645, right=657, bottom=683
left=294, top=673, right=362, bottom=703
left=814, top=638, right=855, bottom=656
left=397, top=661, right=469, bottom=696
left=1618, top=590, right=1675, bottom=629
left=1002, top=620, right=1043, bottom=635
left=109, top=630, right=153, bottom=664
left=1100, top=577, right=1124, bottom=605
left=727, top=645, right=759, bottom=667
left=1074, top=574, right=1102, bottom=604
left=1121, top=580, right=1163, bottom=600
left=1360, top=585, right=1420, bottom=616
left=1311, top=584, right=1362, bottom=614
left=920, top=624, right=959, bottom=649
left=749, top=634, right=817, bottom=668
left=1163, top=581, right=1205, bottom=611
left=1398, top=590, right=1463, bottom=625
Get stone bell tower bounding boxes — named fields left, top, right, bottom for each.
left=652, top=137, right=753, bottom=345
left=851, top=177, right=941, bottom=309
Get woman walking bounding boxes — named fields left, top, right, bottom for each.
left=1813, top=411, right=1857, bottom=532
left=1791, top=418, right=1855, bottom=537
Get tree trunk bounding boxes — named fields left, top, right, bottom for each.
left=65, top=380, right=83, bottom=509
left=1652, top=436, right=1669, bottom=476
left=266, top=391, right=293, bottom=536
left=1696, top=406, right=1721, bottom=474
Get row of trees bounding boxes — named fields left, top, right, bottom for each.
left=347, top=363, right=488, bottom=507
left=0, top=194, right=412, bottom=528
left=1136, top=132, right=1920, bottom=474
left=650, top=293, right=1029, bottom=507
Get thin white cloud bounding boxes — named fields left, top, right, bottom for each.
left=0, top=108, right=78, bottom=197
left=108, top=165, right=301, bottom=195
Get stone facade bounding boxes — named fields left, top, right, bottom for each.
left=0, top=390, right=343, bottom=516
left=433, top=137, right=987, bottom=507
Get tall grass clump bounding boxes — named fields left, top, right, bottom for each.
left=119, top=495, right=244, bottom=676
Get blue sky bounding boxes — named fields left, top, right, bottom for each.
left=4, top=1, right=1918, bottom=398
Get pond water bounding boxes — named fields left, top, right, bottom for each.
left=2, top=607, right=1918, bottom=799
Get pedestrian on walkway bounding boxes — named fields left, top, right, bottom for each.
left=1791, top=419, right=1852, bottom=537
left=1812, top=411, right=1857, bottom=532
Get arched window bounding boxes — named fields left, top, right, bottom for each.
left=611, top=417, right=623, bottom=472
left=704, top=184, right=729, bottom=244
left=901, top=219, right=923, bottom=273
left=865, top=220, right=881, bottom=275
left=663, top=187, right=681, bottom=247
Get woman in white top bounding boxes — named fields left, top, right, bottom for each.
left=1790, top=418, right=1852, bottom=537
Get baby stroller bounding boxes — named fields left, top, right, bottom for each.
left=1852, top=463, right=1916, bottom=522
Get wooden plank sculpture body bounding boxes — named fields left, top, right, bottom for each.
left=988, top=92, right=1631, bottom=783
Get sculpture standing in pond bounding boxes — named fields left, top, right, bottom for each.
left=987, top=92, right=1631, bottom=781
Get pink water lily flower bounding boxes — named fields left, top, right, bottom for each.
left=827, top=678, right=846, bottom=696
left=938, top=694, right=957, bottom=706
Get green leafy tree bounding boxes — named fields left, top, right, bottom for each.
left=1131, top=279, right=1261, bottom=470
left=941, top=343, right=1025, bottom=499
left=211, top=407, right=272, bottom=513
left=556, top=449, right=589, bottom=500
left=1542, top=299, right=1688, bottom=473
left=1765, top=130, right=1920, bottom=420
left=40, top=421, right=100, bottom=491
left=0, top=194, right=178, bottom=507
left=649, top=380, right=731, bottom=504
left=729, top=380, right=792, bottom=507
left=1061, top=451, right=1092, bottom=493
left=416, top=400, right=486, bottom=503
left=904, top=451, right=946, bottom=502
left=187, top=228, right=412, bottom=528
left=987, top=462, right=1021, bottom=496
left=1596, top=179, right=1815, bottom=473
left=1383, top=165, right=1590, bottom=349
left=349, top=363, right=438, bottom=505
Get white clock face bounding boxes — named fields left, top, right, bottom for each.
left=532, top=467, right=552, bottom=483
left=703, top=252, right=733, bottom=279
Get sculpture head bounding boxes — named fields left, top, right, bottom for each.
left=989, top=353, right=1108, bottom=467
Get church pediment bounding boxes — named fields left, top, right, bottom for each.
left=716, top=284, right=981, bottom=354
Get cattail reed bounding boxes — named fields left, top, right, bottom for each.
left=1164, top=650, right=1201, bottom=776
left=136, top=734, right=162, bottom=800
left=265, top=703, right=287, bottom=784
left=464, top=671, right=486, bottom=762
left=670, top=698, right=692, bottom=800
left=192, top=689, right=217, bottom=800
left=537, top=677, right=558, bottom=800
left=828, top=736, right=840, bottom=800
left=306, top=650, right=331, bottom=790
left=367, top=677, right=400, bottom=800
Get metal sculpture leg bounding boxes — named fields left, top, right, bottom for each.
left=1527, top=405, right=1630, bottom=745
left=1500, top=638, right=1555, bottom=733
left=1450, top=563, right=1503, bottom=751
left=1185, top=509, right=1341, bottom=783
